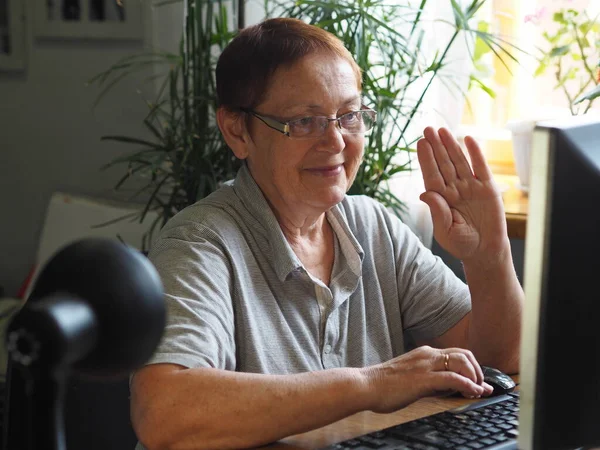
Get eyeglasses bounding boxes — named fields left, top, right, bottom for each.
left=240, top=108, right=377, bottom=140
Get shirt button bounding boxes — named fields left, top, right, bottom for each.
left=324, top=344, right=332, bottom=354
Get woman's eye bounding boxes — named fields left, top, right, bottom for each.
left=297, top=117, right=315, bottom=127
left=341, top=112, right=359, bottom=124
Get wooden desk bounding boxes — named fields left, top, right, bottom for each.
left=496, top=174, right=528, bottom=240
left=269, top=377, right=520, bottom=450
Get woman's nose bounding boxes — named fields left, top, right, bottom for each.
left=318, top=119, right=345, bottom=153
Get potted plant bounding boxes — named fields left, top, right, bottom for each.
left=533, top=6, right=600, bottom=114
left=508, top=4, right=599, bottom=191
left=90, top=0, right=241, bottom=249
left=91, top=0, right=517, bottom=246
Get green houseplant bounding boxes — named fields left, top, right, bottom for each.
left=91, top=0, right=517, bottom=246
left=530, top=5, right=600, bottom=114
left=90, top=0, right=241, bottom=248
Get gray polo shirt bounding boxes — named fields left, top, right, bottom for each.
left=145, top=164, right=471, bottom=374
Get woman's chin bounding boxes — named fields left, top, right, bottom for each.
left=311, top=187, right=347, bottom=210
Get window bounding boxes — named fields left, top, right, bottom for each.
left=460, top=0, right=600, bottom=174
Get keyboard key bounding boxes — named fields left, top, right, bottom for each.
left=368, top=431, right=387, bottom=439
left=460, top=433, right=478, bottom=441
left=491, top=433, right=509, bottom=442
left=357, top=436, right=387, bottom=448
left=410, top=444, right=438, bottom=450
left=467, top=443, right=485, bottom=449
left=405, top=429, right=449, bottom=445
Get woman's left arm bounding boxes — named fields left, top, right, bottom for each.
left=416, top=127, right=523, bottom=374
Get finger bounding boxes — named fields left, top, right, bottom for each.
left=417, top=137, right=445, bottom=192
left=423, top=126, right=458, bottom=184
left=464, top=135, right=493, bottom=182
left=438, top=128, right=474, bottom=180
left=438, top=351, right=478, bottom=384
left=447, top=353, right=478, bottom=383
left=466, top=353, right=485, bottom=386
left=440, top=352, right=451, bottom=372
left=482, top=382, right=494, bottom=397
left=432, top=372, right=485, bottom=399
left=419, top=191, right=453, bottom=233
left=441, top=348, right=484, bottom=385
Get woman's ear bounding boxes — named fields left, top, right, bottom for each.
left=217, top=106, right=250, bottom=160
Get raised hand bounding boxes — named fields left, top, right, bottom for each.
left=416, top=127, right=508, bottom=264
left=362, top=346, right=493, bottom=414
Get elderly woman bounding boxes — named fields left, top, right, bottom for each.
left=131, top=18, right=523, bottom=450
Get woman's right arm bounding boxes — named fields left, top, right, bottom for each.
left=131, top=346, right=489, bottom=450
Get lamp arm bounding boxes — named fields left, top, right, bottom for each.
left=4, top=295, right=98, bottom=450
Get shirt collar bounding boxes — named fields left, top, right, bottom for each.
left=327, top=206, right=365, bottom=276
left=232, top=164, right=302, bottom=282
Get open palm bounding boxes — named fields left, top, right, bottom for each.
left=416, top=127, right=508, bottom=263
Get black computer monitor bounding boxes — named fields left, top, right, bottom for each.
left=518, top=116, right=600, bottom=450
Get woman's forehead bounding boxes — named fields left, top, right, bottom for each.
left=260, top=54, right=361, bottom=113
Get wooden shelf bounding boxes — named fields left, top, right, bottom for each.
left=496, top=174, right=528, bottom=240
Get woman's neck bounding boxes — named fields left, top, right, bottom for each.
left=274, top=209, right=335, bottom=286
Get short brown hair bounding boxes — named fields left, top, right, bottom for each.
left=216, top=18, right=362, bottom=110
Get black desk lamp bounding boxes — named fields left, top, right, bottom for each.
left=2, top=238, right=165, bottom=450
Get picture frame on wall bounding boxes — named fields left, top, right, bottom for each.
left=0, top=0, right=26, bottom=71
left=34, top=0, right=143, bottom=40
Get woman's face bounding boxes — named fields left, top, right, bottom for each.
left=243, top=52, right=365, bottom=219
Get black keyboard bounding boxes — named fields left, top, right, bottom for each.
left=322, top=392, right=519, bottom=450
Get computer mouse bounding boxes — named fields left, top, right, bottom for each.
left=481, top=365, right=516, bottom=396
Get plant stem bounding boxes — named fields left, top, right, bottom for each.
left=573, top=12, right=598, bottom=86
left=375, top=28, right=460, bottom=187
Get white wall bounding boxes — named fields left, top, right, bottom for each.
left=0, top=1, right=161, bottom=297
left=0, top=0, right=269, bottom=298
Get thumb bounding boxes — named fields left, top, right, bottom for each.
left=420, top=191, right=452, bottom=234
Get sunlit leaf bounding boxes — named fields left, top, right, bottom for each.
left=534, top=63, right=548, bottom=77
left=574, top=84, right=600, bottom=104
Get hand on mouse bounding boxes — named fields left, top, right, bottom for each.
left=360, top=346, right=494, bottom=414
